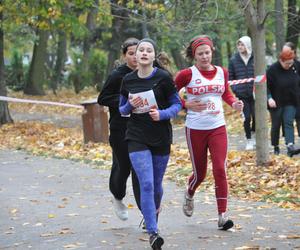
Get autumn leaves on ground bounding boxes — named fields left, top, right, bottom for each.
left=1, top=88, right=299, bottom=210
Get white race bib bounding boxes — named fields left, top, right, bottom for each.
left=191, top=96, right=221, bottom=115
left=129, top=90, right=158, bottom=114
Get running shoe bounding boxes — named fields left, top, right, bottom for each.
left=218, top=213, right=234, bottom=230
left=183, top=191, right=194, bottom=217
left=149, top=233, right=164, bottom=250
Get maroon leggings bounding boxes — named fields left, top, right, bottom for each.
left=185, top=125, right=228, bottom=214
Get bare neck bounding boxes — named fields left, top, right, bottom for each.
left=137, top=65, right=154, bottom=78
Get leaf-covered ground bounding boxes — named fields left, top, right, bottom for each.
left=1, top=88, right=299, bottom=210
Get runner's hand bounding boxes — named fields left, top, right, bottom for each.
left=185, top=100, right=207, bottom=112
left=149, top=108, right=160, bottom=121
left=129, top=96, right=143, bottom=108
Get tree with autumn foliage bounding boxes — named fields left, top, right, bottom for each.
left=0, top=0, right=13, bottom=125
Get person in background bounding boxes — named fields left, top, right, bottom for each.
left=97, top=38, right=141, bottom=221
left=119, top=38, right=181, bottom=250
left=229, top=36, right=255, bottom=150
left=283, top=42, right=300, bottom=138
left=175, top=35, right=243, bottom=231
left=267, top=46, right=300, bottom=156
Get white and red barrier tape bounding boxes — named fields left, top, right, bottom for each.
left=0, top=96, right=84, bottom=109
left=229, top=74, right=266, bottom=85
left=0, top=75, right=266, bottom=108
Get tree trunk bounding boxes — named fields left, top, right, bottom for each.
left=286, top=0, right=300, bottom=48
left=171, top=48, right=188, bottom=70
left=212, top=27, right=223, bottom=66
left=83, top=0, right=99, bottom=61
left=142, top=8, right=149, bottom=38
left=226, top=41, right=232, bottom=62
left=275, top=0, right=285, bottom=54
left=0, top=2, right=13, bottom=125
left=52, top=31, right=67, bottom=94
left=105, top=0, right=129, bottom=76
left=24, top=29, right=49, bottom=95
left=240, top=0, right=269, bottom=165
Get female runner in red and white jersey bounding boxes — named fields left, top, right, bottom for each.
left=174, top=35, right=243, bottom=230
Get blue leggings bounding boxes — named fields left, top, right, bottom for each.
left=129, top=149, right=169, bottom=234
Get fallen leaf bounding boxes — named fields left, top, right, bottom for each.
left=256, top=226, right=266, bottom=231
left=287, top=235, right=300, bottom=239
left=10, top=208, right=18, bottom=214
left=138, top=237, right=148, bottom=242
left=67, top=213, right=79, bottom=217
left=127, top=203, right=134, bottom=209
left=238, top=214, right=252, bottom=218
left=40, top=233, right=54, bottom=237
left=234, top=246, right=260, bottom=250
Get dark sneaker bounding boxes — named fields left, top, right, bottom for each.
left=274, top=146, right=280, bottom=155
left=218, top=213, right=234, bottom=231
left=289, top=147, right=300, bottom=157
left=149, top=233, right=164, bottom=250
left=287, top=144, right=295, bottom=157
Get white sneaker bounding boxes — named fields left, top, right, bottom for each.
left=113, top=198, right=128, bottom=221
left=245, top=139, right=254, bottom=150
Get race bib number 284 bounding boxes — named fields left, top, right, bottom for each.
left=129, top=90, right=158, bottom=114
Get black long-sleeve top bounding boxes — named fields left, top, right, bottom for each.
left=97, top=64, right=132, bottom=130
left=267, top=61, right=300, bottom=108
left=119, top=68, right=181, bottom=146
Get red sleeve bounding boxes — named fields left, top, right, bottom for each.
left=174, top=68, right=192, bottom=90
left=174, top=68, right=192, bottom=108
left=221, top=67, right=237, bottom=106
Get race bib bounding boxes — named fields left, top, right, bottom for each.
left=129, top=90, right=158, bottom=114
left=190, top=96, right=221, bottom=115
left=205, top=100, right=221, bottom=115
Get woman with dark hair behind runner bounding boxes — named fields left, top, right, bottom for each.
left=267, top=45, right=300, bottom=157
left=283, top=42, right=300, bottom=140
left=98, top=38, right=141, bottom=220
left=175, top=35, right=243, bottom=230
left=119, top=38, right=182, bottom=249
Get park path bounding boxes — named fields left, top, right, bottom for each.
left=1, top=149, right=300, bottom=250
left=1, top=110, right=299, bottom=249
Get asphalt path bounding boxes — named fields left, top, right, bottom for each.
left=1, top=149, right=300, bottom=250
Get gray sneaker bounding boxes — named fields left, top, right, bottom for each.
left=113, top=198, right=128, bottom=221
left=183, top=191, right=194, bottom=217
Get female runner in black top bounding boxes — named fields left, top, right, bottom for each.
left=119, top=38, right=182, bottom=250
